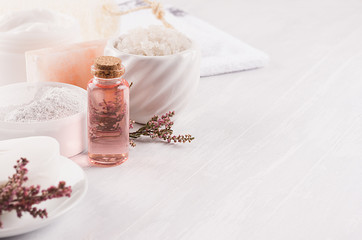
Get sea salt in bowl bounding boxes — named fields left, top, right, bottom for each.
left=0, top=82, right=86, bottom=157
left=105, top=26, right=201, bottom=123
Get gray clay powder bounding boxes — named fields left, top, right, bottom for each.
left=0, top=87, right=84, bottom=122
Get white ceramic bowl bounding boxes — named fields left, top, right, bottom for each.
left=0, top=82, right=86, bottom=157
left=105, top=37, right=201, bottom=124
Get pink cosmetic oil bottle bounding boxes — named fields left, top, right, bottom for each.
left=87, top=56, right=129, bottom=167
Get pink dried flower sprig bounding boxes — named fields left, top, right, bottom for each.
left=0, top=158, right=72, bottom=228
left=129, top=111, right=194, bottom=146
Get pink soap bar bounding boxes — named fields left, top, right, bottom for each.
left=26, top=40, right=107, bottom=89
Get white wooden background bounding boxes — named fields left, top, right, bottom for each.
left=8, top=0, right=362, bottom=239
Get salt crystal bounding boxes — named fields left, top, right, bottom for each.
left=26, top=39, right=106, bottom=89
left=115, top=25, right=192, bottom=56
left=0, top=87, right=84, bottom=122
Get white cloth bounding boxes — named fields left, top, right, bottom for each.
left=116, top=1, right=269, bottom=77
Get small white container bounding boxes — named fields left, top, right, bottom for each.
left=104, top=38, right=201, bottom=124
left=0, top=9, right=81, bottom=86
left=0, top=82, right=86, bottom=157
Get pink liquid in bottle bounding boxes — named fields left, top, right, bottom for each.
left=87, top=56, right=129, bottom=167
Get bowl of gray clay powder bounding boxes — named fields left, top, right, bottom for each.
left=0, top=82, right=86, bottom=157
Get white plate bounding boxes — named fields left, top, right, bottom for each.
left=0, top=155, right=88, bottom=238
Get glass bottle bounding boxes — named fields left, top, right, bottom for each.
left=87, top=56, right=129, bottom=167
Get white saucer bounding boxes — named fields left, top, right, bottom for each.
left=0, top=155, right=88, bottom=238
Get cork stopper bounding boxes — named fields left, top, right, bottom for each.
left=92, top=56, right=125, bottom=78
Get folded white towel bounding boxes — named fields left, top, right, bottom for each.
left=117, top=0, right=269, bottom=77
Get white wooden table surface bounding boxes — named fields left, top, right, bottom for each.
left=8, top=0, right=362, bottom=239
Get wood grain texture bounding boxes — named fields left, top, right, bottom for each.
left=8, top=0, right=362, bottom=239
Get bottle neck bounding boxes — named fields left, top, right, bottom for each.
left=92, top=76, right=124, bottom=87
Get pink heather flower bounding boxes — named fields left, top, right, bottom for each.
left=129, top=111, right=195, bottom=146
left=129, top=120, right=135, bottom=129
left=0, top=158, right=72, bottom=228
left=129, top=111, right=194, bottom=147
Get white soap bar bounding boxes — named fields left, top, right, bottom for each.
left=0, top=137, right=60, bottom=185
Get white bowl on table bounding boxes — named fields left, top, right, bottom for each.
left=0, top=82, right=86, bottom=157
left=105, top=37, right=201, bottom=124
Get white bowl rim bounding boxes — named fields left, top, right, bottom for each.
left=0, top=82, right=86, bottom=126
left=107, top=35, right=199, bottom=59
